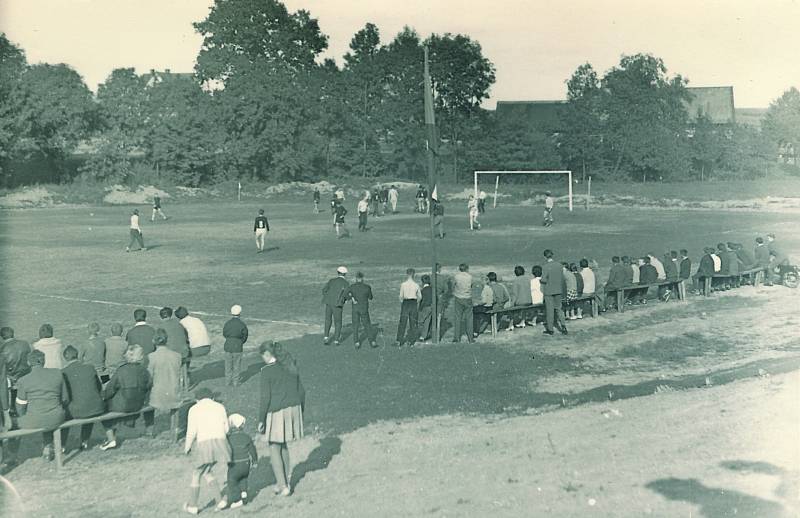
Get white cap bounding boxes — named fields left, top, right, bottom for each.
left=337, top=266, right=348, bottom=274
left=230, top=304, right=242, bottom=316
left=229, top=413, right=246, bottom=428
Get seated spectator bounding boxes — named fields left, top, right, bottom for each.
left=487, top=272, right=512, bottom=331
left=13, top=349, right=68, bottom=461
left=563, top=263, right=579, bottom=319
left=160, top=307, right=190, bottom=388
left=100, top=344, right=153, bottom=450
left=62, top=345, right=105, bottom=451
left=710, top=247, right=722, bottom=274
left=648, top=253, right=667, bottom=281
left=473, top=274, right=494, bottom=337
left=660, top=251, right=680, bottom=301
left=637, top=256, right=659, bottom=304
left=693, top=247, right=716, bottom=292
left=621, top=256, right=635, bottom=287
left=530, top=265, right=544, bottom=306
left=604, top=256, right=627, bottom=310
left=176, top=306, right=211, bottom=358
left=126, top=309, right=156, bottom=355
left=104, top=323, right=127, bottom=380
left=510, top=266, right=533, bottom=328
left=81, top=322, right=106, bottom=377
left=730, top=242, right=755, bottom=272
left=33, top=324, right=63, bottom=370
left=1, top=326, right=32, bottom=399
left=148, top=329, right=184, bottom=417
left=580, top=258, right=603, bottom=313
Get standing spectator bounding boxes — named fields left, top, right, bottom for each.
left=754, top=237, right=772, bottom=286
left=418, top=275, right=434, bottom=341
left=105, top=323, right=127, bottom=379
left=434, top=263, right=453, bottom=337
left=33, top=324, right=63, bottom=370
left=0, top=327, right=31, bottom=402
left=432, top=198, right=445, bottom=239
left=540, top=249, right=567, bottom=335
left=0, top=354, right=10, bottom=463
left=151, top=194, right=168, bottom=221
left=183, top=388, right=231, bottom=515
left=334, top=202, right=350, bottom=238
left=344, top=272, right=377, bottom=349
left=388, top=185, right=399, bottom=213
left=100, top=345, right=152, bottom=450
left=421, top=185, right=429, bottom=213
left=543, top=191, right=554, bottom=227
left=12, top=350, right=68, bottom=462
left=510, top=266, right=533, bottom=328
left=679, top=249, right=692, bottom=282
left=478, top=190, right=487, bottom=213
left=126, top=309, right=156, bottom=355
left=358, top=193, right=370, bottom=232
left=61, top=345, right=104, bottom=451
left=257, top=341, right=305, bottom=497
left=766, top=233, right=789, bottom=267
left=223, top=305, right=248, bottom=387
left=126, top=209, right=146, bottom=252
left=312, top=188, right=321, bottom=213
left=396, top=268, right=422, bottom=347
left=160, top=307, right=190, bottom=388
left=218, top=414, right=258, bottom=510
left=253, top=209, right=270, bottom=253
left=322, top=267, right=349, bottom=346
left=80, top=322, right=106, bottom=377
left=468, top=195, right=481, bottom=230
left=334, top=186, right=345, bottom=202
left=148, top=329, right=183, bottom=415
left=176, top=306, right=211, bottom=359
left=451, top=264, right=475, bottom=343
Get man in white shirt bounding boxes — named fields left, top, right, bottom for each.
left=473, top=274, right=494, bottom=337
left=32, top=323, right=63, bottom=369
left=478, top=190, right=487, bottom=213
left=543, top=191, right=554, bottom=227
left=396, top=268, right=422, bottom=347
left=648, top=253, right=667, bottom=281
left=452, top=264, right=475, bottom=343
left=388, top=185, right=399, bottom=213
left=357, top=193, right=370, bottom=232
left=176, top=306, right=211, bottom=358
left=126, top=209, right=146, bottom=252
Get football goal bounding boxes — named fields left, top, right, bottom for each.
left=473, top=170, right=574, bottom=211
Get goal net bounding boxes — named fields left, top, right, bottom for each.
left=473, top=170, right=574, bottom=211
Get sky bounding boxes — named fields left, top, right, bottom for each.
left=1, top=0, right=799, bottom=108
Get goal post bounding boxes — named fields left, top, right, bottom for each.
left=473, top=170, right=573, bottom=212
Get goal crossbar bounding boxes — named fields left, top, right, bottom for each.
left=474, top=170, right=573, bottom=211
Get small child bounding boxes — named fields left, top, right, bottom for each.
left=217, top=414, right=258, bottom=510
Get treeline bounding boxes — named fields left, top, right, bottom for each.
left=1, top=0, right=799, bottom=188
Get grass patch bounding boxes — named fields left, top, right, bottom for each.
left=617, top=332, right=734, bottom=362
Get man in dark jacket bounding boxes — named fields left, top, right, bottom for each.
left=223, top=305, right=248, bottom=387
left=345, top=272, right=377, bottom=349
left=126, top=309, right=156, bottom=354
left=730, top=242, right=755, bottom=271
left=637, top=256, right=659, bottom=304
left=679, top=250, right=692, bottom=281
left=0, top=327, right=31, bottom=404
left=693, top=247, right=716, bottom=292
left=322, top=267, right=350, bottom=345
left=539, top=249, right=567, bottom=335
left=159, top=307, right=189, bottom=388
left=604, top=256, right=627, bottom=310
left=62, top=346, right=105, bottom=450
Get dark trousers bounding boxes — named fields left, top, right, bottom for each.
left=352, top=310, right=374, bottom=344
left=452, top=297, right=474, bottom=343
left=128, top=229, right=144, bottom=250
left=102, top=409, right=154, bottom=430
left=227, top=461, right=251, bottom=502
left=433, top=215, right=444, bottom=238
left=358, top=212, right=368, bottom=231
left=544, top=294, right=566, bottom=332
left=61, top=422, right=95, bottom=447
left=473, top=305, right=490, bottom=335
left=396, top=299, right=419, bottom=343
left=324, top=305, right=343, bottom=341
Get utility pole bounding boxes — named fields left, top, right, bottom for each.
left=424, top=47, right=439, bottom=345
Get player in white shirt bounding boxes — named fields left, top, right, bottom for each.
left=126, top=209, right=146, bottom=252
left=388, top=185, right=399, bottom=213
left=543, top=191, right=554, bottom=227
left=357, top=193, right=370, bottom=232
left=253, top=209, right=269, bottom=253
left=468, top=195, right=481, bottom=230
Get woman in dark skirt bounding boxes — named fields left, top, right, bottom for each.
left=257, top=341, right=305, bottom=496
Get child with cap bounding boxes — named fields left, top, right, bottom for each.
left=217, top=413, right=258, bottom=510
left=223, top=305, right=248, bottom=387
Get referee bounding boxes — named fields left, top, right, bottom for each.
left=395, top=268, right=421, bottom=347
left=254, top=209, right=270, bottom=253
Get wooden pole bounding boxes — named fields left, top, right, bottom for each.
left=586, top=176, right=591, bottom=210
left=493, top=175, right=500, bottom=208
left=424, top=47, right=439, bottom=345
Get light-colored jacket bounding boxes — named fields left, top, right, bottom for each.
left=33, top=337, right=63, bottom=370
left=180, top=315, right=211, bottom=348
left=530, top=277, right=544, bottom=304
left=147, top=347, right=183, bottom=411
left=185, top=398, right=229, bottom=453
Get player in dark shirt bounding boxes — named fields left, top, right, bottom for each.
left=370, top=189, right=381, bottom=217
left=313, top=189, right=321, bottom=213
left=432, top=199, right=445, bottom=238
left=334, top=204, right=350, bottom=238
left=345, top=272, right=377, bottom=349
left=254, top=209, right=270, bottom=253
left=152, top=194, right=168, bottom=221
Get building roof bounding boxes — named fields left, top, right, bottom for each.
left=684, top=86, right=735, bottom=124
left=734, top=108, right=767, bottom=128
left=495, top=100, right=567, bottom=133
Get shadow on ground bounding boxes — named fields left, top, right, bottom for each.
left=646, top=477, right=785, bottom=517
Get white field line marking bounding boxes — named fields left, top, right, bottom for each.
left=15, top=291, right=316, bottom=328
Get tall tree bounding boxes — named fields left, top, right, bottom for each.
left=560, top=63, right=604, bottom=180
left=0, top=34, right=28, bottom=179
left=762, top=87, right=800, bottom=165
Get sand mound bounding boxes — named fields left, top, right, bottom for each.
left=0, top=186, right=55, bottom=208
left=103, top=185, right=170, bottom=205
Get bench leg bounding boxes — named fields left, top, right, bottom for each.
left=591, top=298, right=598, bottom=318
left=171, top=409, right=179, bottom=442
left=617, top=290, right=624, bottom=313
left=703, top=277, right=711, bottom=296
left=53, top=429, right=63, bottom=469
left=491, top=314, right=497, bottom=338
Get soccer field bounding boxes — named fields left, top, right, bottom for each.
left=4, top=201, right=800, bottom=516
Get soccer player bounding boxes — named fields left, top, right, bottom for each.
left=254, top=209, right=270, bottom=253
left=432, top=198, right=445, bottom=238
left=468, top=195, right=480, bottom=230
left=415, top=185, right=425, bottom=213
left=151, top=194, right=168, bottom=221
left=126, top=209, right=146, bottom=252
left=345, top=272, right=377, bottom=349
left=478, top=190, right=487, bottom=214
left=543, top=191, right=554, bottom=227
left=370, top=189, right=381, bottom=217
left=389, top=185, right=399, bottom=213
left=313, top=188, right=321, bottom=213
left=334, top=202, right=350, bottom=238
left=380, top=185, right=389, bottom=215
left=357, top=193, right=369, bottom=232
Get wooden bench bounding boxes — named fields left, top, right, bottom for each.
left=614, top=280, right=685, bottom=312
left=486, top=293, right=599, bottom=338
left=0, top=399, right=193, bottom=469
left=703, top=267, right=763, bottom=296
